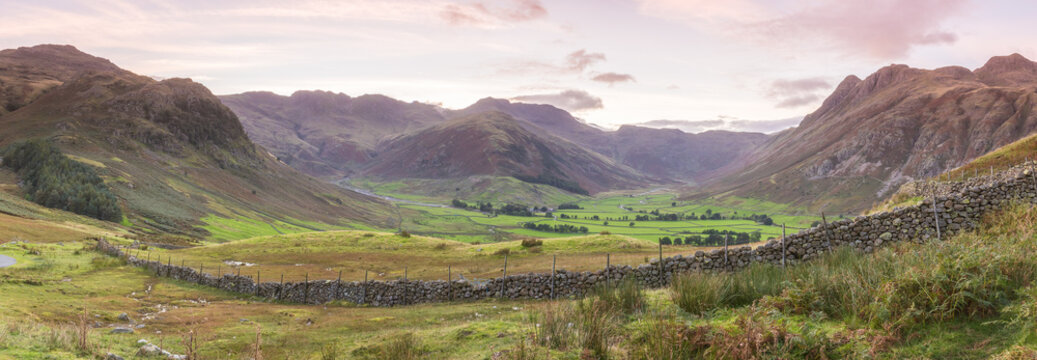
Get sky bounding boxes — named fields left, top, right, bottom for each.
left=1, top=0, right=1035, bottom=133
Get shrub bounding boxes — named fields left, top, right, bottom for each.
left=520, top=238, right=543, bottom=248
left=493, top=248, right=511, bottom=256
left=432, top=243, right=448, bottom=250
left=397, top=231, right=411, bottom=238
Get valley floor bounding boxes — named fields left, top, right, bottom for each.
left=2, top=202, right=1036, bottom=359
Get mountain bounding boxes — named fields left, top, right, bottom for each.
left=222, top=91, right=768, bottom=186
left=219, top=91, right=446, bottom=178
left=0, top=45, right=393, bottom=237
left=362, top=111, right=648, bottom=194
left=701, top=53, right=1037, bottom=212
left=452, top=98, right=770, bottom=182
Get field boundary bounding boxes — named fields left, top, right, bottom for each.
left=97, top=161, right=1037, bottom=306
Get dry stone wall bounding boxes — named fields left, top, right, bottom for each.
left=96, top=165, right=1037, bottom=307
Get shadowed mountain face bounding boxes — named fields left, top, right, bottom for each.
left=0, top=45, right=393, bottom=235
left=219, top=91, right=447, bottom=178
left=451, top=98, right=770, bottom=183
left=703, top=53, right=1037, bottom=213
left=362, top=112, right=648, bottom=194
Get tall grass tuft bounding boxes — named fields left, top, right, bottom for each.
left=589, top=278, right=645, bottom=315
left=670, top=262, right=786, bottom=315
left=352, top=333, right=428, bottom=360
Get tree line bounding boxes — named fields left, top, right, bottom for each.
left=659, top=229, right=761, bottom=246
left=451, top=199, right=534, bottom=216
left=1, top=139, right=123, bottom=222
left=522, top=222, right=589, bottom=234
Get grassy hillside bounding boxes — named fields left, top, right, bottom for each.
left=945, top=132, right=1037, bottom=180
left=348, top=175, right=587, bottom=207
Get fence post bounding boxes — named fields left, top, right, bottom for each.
left=448, top=266, right=452, bottom=302
left=551, top=255, right=556, bottom=299
left=723, top=233, right=729, bottom=265
left=256, top=269, right=261, bottom=296
left=304, top=273, right=310, bottom=303
left=781, top=224, right=786, bottom=268
left=217, top=264, right=222, bottom=288
left=1030, top=165, right=1037, bottom=196
left=362, top=270, right=368, bottom=305
left=605, top=253, right=610, bottom=288
left=500, top=253, right=509, bottom=299
left=200, top=263, right=204, bottom=275
left=658, top=242, right=664, bottom=285
left=402, top=266, right=408, bottom=305
left=334, top=270, right=342, bottom=301
left=821, top=212, right=833, bottom=251
left=933, top=198, right=942, bottom=241
left=279, top=273, right=285, bottom=301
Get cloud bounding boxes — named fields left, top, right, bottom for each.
left=511, top=89, right=603, bottom=112
left=766, top=77, right=831, bottom=109
left=565, top=49, right=606, bottom=71
left=774, top=95, right=822, bottom=108
left=636, top=0, right=966, bottom=59
left=440, top=0, right=548, bottom=27
left=495, top=49, right=608, bottom=76
left=591, top=72, right=636, bottom=86
left=630, top=115, right=802, bottom=134
left=757, top=0, right=965, bottom=59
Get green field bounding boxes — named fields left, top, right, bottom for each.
left=379, top=188, right=823, bottom=245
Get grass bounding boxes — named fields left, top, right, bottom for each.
left=140, top=231, right=729, bottom=282
left=200, top=214, right=353, bottom=242
left=943, top=133, right=1037, bottom=181
left=388, top=191, right=820, bottom=244
left=2, top=201, right=1036, bottom=358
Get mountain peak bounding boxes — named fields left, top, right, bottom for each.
left=0, top=44, right=123, bottom=75
left=975, top=53, right=1037, bottom=86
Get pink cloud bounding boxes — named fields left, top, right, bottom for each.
left=495, top=49, right=607, bottom=76
left=766, top=77, right=831, bottom=108
left=758, top=0, right=965, bottom=59
left=565, top=49, right=606, bottom=72
left=440, top=0, right=547, bottom=27
left=591, top=72, right=636, bottom=86
left=638, top=0, right=966, bottom=59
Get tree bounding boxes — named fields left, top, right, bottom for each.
left=629, top=222, right=635, bottom=227
left=2, top=139, right=122, bottom=222
left=658, top=237, right=672, bottom=245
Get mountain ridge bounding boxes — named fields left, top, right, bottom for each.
left=0, top=45, right=394, bottom=237
left=698, top=53, right=1037, bottom=212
